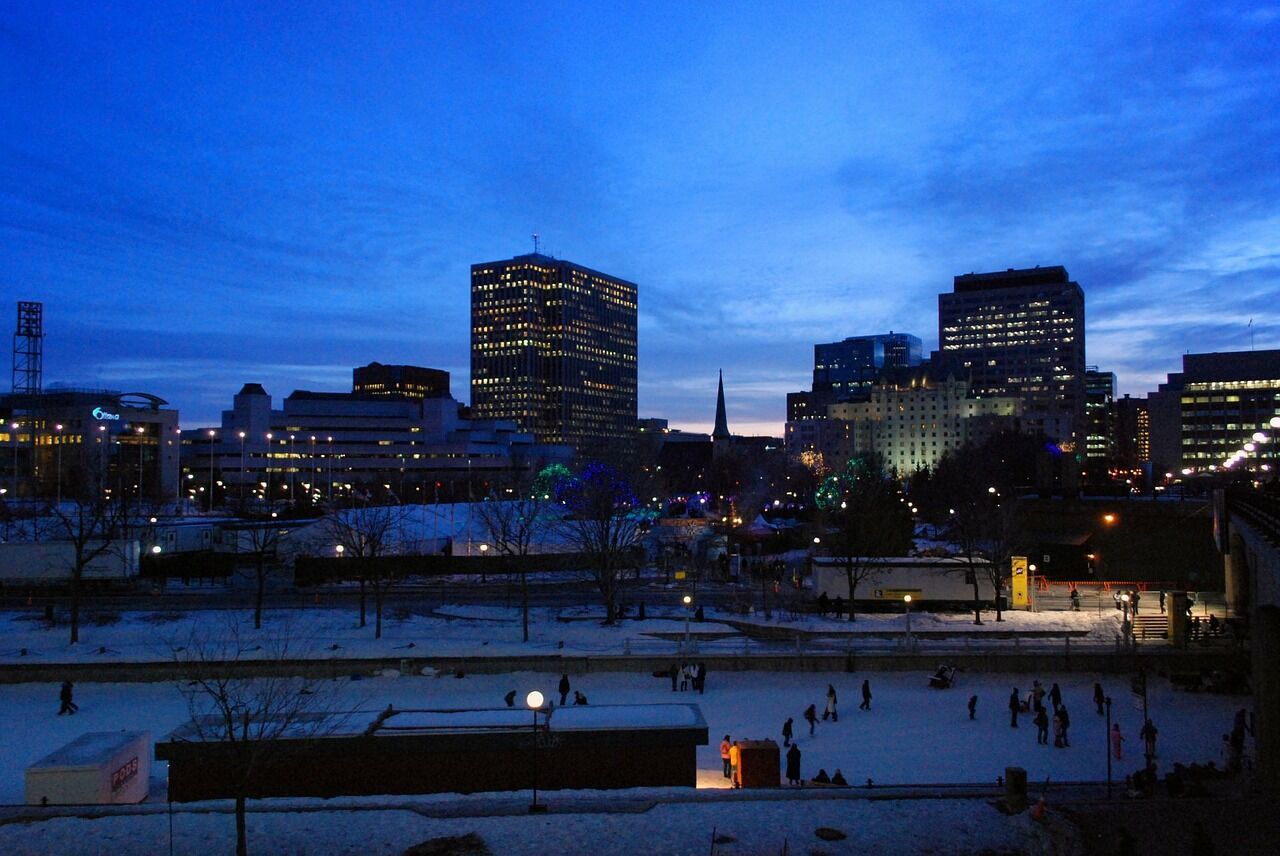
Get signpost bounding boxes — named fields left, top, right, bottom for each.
left=1011, top=556, right=1029, bottom=607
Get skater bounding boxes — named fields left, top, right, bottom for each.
left=1052, top=709, right=1065, bottom=748
left=804, top=703, right=819, bottom=735
left=1059, top=705, right=1071, bottom=746
left=812, top=769, right=831, bottom=784
left=720, top=734, right=732, bottom=779
left=504, top=689, right=517, bottom=707
left=1140, top=718, right=1158, bottom=759
left=782, top=716, right=794, bottom=747
left=669, top=663, right=679, bottom=692
left=832, top=596, right=844, bottom=619
left=696, top=662, right=707, bottom=695
left=786, top=742, right=802, bottom=786
left=558, top=674, right=571, bottom=706
left=859, top=679, right=872, bottom=711
left=1131, top=591, right=1140, bottom=614
left=680, top=663, right=692, bottom=692
left=817, top=592, right=830, bottom=617
left=831, top=769, right=848, bottom=786
left=968, top=694, right=978, bottom=720
left=824, top=684, right=838, bottom=721
left=1070, top=586, right=1081, bottom=611
left=637, top=601, right=645, bottom=620
left=729, top=740, right=741, bottom=788
left=573, top=690, right=588, bottom=705
left=1034, top=707, right=1050, bottom=745
left=1111, top=723, right=1124, bottom=760
left=1094, top=682, right=1106, bottom=715
left=57, top=681, right=78, bottom=715
left=1049, top=682, right=1062, bottom=712
left=1009, top=688, right=1020, bottom=728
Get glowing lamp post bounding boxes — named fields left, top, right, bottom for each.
left=526, top=690, right=548, bottom=813
left=903, top=594, right=913, bottom=644
left=682, top=594, right=693, bottom=653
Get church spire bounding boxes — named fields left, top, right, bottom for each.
left=713, top=369, right=730, bottom=440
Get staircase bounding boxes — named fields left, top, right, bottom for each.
left=1133, top=615, right=1169, bottom=640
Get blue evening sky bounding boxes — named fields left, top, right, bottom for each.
left=3, top=1, right=1278, bottom=435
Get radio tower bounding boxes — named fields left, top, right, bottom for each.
left=12, top=301, right=43, bottom=395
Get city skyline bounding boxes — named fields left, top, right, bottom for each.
left=3, top=3, right=1279, bottom=435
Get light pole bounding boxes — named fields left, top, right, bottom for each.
left=206, top=429, right=216, bottom=509
left=904, top=594, right=913, bottom=647
left=326, top=436, right=333, bottom=500
left=526, top=690, right=547, bottom=813
left=682, top=594, right=693, bottom=653
left=479, top=542, right=489, bottom=584
left=10, top=421, right=19, bottom=500
left=265, top=433, right=273, bottom=504
left=54, top=423, right=63, bottom=506
left=289, top=434, right=296, bottom=502
left=309, top=436, right=316, bottom=504
left=1105, top=695, right=1113, bottom=798
left=135, top=426, right=146, bottom=502
left=238, top=431, right=246, bottom=503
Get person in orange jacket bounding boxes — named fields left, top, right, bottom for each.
left=719, top=734, right=732, bottom=779
left=728, top=740, right=742, bottom=788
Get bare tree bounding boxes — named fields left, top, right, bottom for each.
left=817, top=457, right=913, bottom=621
left=225, top=507, right=288, bottom=630
left=322, top=502, right=407, bottom=638
left=45, top=465, right=126, bottom=644
left=172, top=616, right=348, bottom=856
left=554, top=463, right=644, bottom=625
left=473, top=489, right=550, bottom=642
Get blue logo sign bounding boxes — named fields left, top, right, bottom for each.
left=92, top=407, right=121, bottom=421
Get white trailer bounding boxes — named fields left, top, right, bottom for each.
left=26, top=731, right=151, bottom=805
left=0, top=540, right=140, bottom=585
left=812, top=556, right=997, bottom=603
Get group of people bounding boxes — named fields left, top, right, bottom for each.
left=814, top=592, right=847, bottom=618
left=793, top=680, right=872, bottom=737
left=1008, top=680, right=1076, bottom=749
left=669, top=662, right=707, bottom=693
left=719, top=733, right=849, bottom=789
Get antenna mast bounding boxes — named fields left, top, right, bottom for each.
left=12, top=301, right=43, bottom=395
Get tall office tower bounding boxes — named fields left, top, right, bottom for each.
left=938, top=266, right=1085, bottom=446
left=471, top=252, right=638, bottom=454
left=1113, top=394, right=1150, bottom=469
left=1084, top=368, right=1116, bottom=469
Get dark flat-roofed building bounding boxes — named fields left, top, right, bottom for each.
left=352, top=362, right=450, bottom=400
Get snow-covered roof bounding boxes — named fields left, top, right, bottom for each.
left=29, top=731, right=148, bottom=770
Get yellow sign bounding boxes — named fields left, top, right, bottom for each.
left=874, top=588, right=923, bottom=600
left=1011, top=556, right=1029, bottom=607
left=674, top=570, right=686, bottom=580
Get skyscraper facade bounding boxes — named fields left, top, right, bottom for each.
left=813, top=332, right=923, bottom=400
left=470, top=253, right=638, bottom=453
left=938, top=266, right=1085, bottom=446
left=1084, top=368, right=1116, bottom=469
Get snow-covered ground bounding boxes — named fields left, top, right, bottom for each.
left=0, top=795, right=1055, bottom=855
left=0, top=604, right=1130, bottom=665
left=0, top=660, right=1251, bottom=854
left=0, top=668, right=1247, bottom=806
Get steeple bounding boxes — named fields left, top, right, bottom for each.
left=713, top=369, right=730, bottom=440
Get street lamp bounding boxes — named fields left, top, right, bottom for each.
left=54, top=423, right=63, bottom=506
left=682, top=594, right=693, bottom=652
left=335, top=544, right=345, bottom=557
left=903, top=594, right=913, bottom=643
left=479, top=542, right=489, bottom=584
left=526, top=690, right=547, bottom=813
left=206, top=429, right=217, bottom=509
left=238, top=431, right=247, bottom=503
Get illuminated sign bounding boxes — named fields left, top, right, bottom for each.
left=92, top=407, right=121, bottom=421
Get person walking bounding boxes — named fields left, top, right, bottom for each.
left=1158, top=590, right=1166, bottom=614
left=824, top=684, right=838, bottom=722
left=786, top=743, right=802, bottom=787
left=719, top=734, right=732, bottom=779
left=968, top=695, right=978, bottom=720
left=696, top=663, right=707, bottom=695
left=1094, top=683, right=1106, bottom=716
left=57, top=681, right=78, bottom=715
left=782, top=717, right=794, bottom=747
left=558, top=674, right=571, bottom=706
left=804, top=704, right=819, bottom=735
left=1070, top=586, right=1081, bottom=611
left=1059, top=705, right=1071, bottom=746
left=1052, top=709, right=1065, bottom=748
left=1049, top=683, right=1062, bottom=712
left=817, top=592, right=829, bottom=617
left=504, top=689, right=517, bottom=707
left=1111, top=723, right=1124, bottom=760
left=832, top=596, right=844, bottom=619
left=1009, top=688, right=1020, bottom=728
left=669, top=663, right=679, bottom=692
left=1034, top=707, right=1050, bottom=745
left=728, top=740, right=741, bottom=788
left=680, top=663, right=691, bottom=692
left=1140, top=719, right=1158, bottom=759
left=859, top=679, right=872, bottom=711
